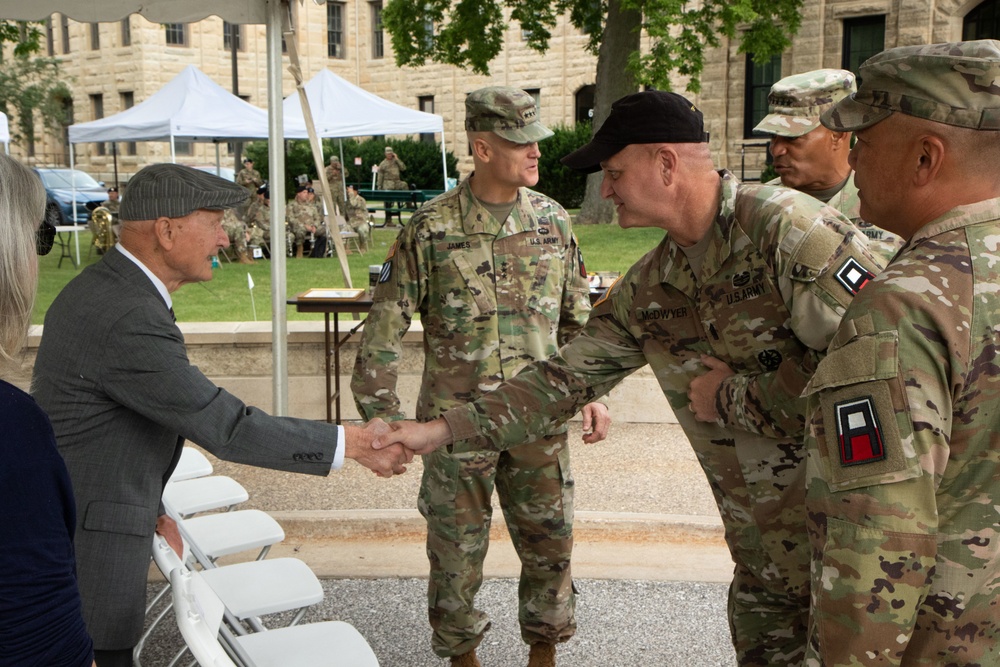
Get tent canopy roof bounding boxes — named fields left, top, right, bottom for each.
left=0, top=112, right=9, bottom=144
left=67, top=65, right=269, bottom=144
left=283, top=69, right=443, bottom=139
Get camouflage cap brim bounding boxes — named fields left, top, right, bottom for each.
left=753, top=112, right=820, bottom=137
left=493, top=120, right=554, bottom=144
left=820, top=96, right=894, bottom=132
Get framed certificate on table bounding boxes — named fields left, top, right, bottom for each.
left=297, top=288, right=367, bottom=301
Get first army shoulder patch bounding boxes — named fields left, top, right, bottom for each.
left=834, top=396, right=886, bottom=466
left=834, top=257, right=875, bottom=296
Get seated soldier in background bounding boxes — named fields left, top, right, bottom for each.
left=286, top=185, right=319, bottom=258
left=345, top=185, right=370, bottom=253
left=247, top=184, right=270, bottom=257
left=221, top=207, right=254, bottom=264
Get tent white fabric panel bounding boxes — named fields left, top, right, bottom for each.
left=68, top=65, right=269, bottom=143
left=283, top=69, right=444, bottom=139
left=0, top=112, right=9, bottom=144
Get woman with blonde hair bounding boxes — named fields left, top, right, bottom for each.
left=0, top=153, right=95, bottom=666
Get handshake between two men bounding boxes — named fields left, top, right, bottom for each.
left=353, top=403, right=613, bottom=477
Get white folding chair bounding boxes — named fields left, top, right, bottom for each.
left=180, top=509, right=285, bottom=563
left=163, top=475, right=249, bottom=518
left=168, top=447, right=214, bottom=483
left=171, top=568, right=381, bottom=667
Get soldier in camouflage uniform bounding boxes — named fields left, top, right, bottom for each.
left=90, top=187, right=121, bottom=253
left=378, top=91, right=886, bottom=666
left=375, top=146, right=407, bottom=190
left=798, top=39, right=1000, bottom=666
left=221, top=207, right=253, bottom=264
left=286, top=186, right=319, bottom=258
left=755, top=69, right=904, bottom=264
left=352, top=87, right=610, bottom=667
left=246, top=185, right=270, bottom=252
left=235, top=158, right=263, bottom=194
left=325, top=155, right=348, bottom=216
left=345, top=185, right=370, bottom=252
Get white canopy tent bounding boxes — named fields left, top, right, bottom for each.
left=0, top=0, right=298, bottom=414
left=283, top=69, right=448, bottom=188
left=0, top=111, right=9, bottom=154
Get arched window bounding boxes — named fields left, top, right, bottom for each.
left=964, top=0, right=1000, bottom=39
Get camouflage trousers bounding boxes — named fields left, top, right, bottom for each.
left=727, top=559, right=809, bottom=666
left=222, top=218, right=248, bottom=254
left=419, top=433, right=576, bottom=658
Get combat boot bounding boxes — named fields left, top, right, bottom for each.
left=237, top=248, right=255, bottom=264
left=450, top=649, right=481, bottom=667
left=527, top=643, right=556, bottom=667
left=295, top=243, right=304, bottom=259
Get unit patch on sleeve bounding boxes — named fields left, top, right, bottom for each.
left=834, top=257, right=875, bottom=296
left=834, top=396, right=886, bottom=466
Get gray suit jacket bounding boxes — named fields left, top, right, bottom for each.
left=32, top=247, right=339, bottom=648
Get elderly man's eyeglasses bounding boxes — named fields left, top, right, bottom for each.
left=36, top=205, right=60, bottom=256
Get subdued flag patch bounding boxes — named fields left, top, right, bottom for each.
left=834, top=257, right=875, bottom=295
left=834, top=396, right=886, bottom=466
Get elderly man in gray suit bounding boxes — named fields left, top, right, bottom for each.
left=31, top=164, right=411, bottom=667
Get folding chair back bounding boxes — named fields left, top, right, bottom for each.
left=170, top=568, right=239, bottom=667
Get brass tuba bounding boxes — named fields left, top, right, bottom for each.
left=91, top=206, right=116, bottom=254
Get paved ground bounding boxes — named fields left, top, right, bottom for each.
left=137, top=422, right=740, bottom=666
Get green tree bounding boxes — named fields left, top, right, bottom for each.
left=0, top=21, right=71, bottom=149
left=535, top=122, right=591, bottom=208
left=382, top=0, right=803, bottom=222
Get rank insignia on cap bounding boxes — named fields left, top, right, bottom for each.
left=834, top=396, right=886, bottom=466
left=835, top=257, right=874, bottom=295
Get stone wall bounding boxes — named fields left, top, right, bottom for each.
left=15, top=321, right=676, bottom=425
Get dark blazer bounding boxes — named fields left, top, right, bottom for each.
left=32, top=247, right=339, bottom=649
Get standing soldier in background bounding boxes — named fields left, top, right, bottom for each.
left=802, top=39, right=1000, bottom=665
left=286, top=186, right=319, bottom=258
left=235, top=157, right=263, bottom=195
left=353, top=86, right=610, bottom=667
left=376, top=146, right=407, bottom=190
left=345, top=185, right=370, bottom=252
left=101, top=186, right=121, bottom=216
left=325, top=155, right=348, bottom=216
left=754, top=69, right=903, bottom=263
left=377, top=90, right=887, bottom=667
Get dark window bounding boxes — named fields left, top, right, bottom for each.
left=525, top=88, right=541, bottom=115
left=46, top=18, right=54, bottom=56
left=964, top=0, right=1000, bottom=39
left=121, top=92, right=136, bottom=155
left=575, top=84, right=595, bottom=124
left=327, top=3, right=345, bottom=58
left=371, top=2, right=384, bottom=59
left=842, top=15, right=885, bottom=78
left=60, top=14, right=70, bottom=54
left=419, top=95, right=435, bottom=143
left=164, top=23, right=186, bottom=46
left=744, top=53, right=782, bottom=139
left=224, top=22, right=242, bottom=51
left=91, top=94, right=106, bottom=156
left=90, top=22, right=100, bottom=49
left=121, top=18, right=131, bottom=46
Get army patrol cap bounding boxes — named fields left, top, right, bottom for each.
left=119, top=163, right=248, bottom=221
left=465, top=86, right=554, bottom=144
left=822, top=39, right=1000, bottom=132
left=561, top=91, right=709, bottom=173
left=754, top=69, right=856, bottom=137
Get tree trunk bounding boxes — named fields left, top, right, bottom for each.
left=576, top=0, right=642, bottom=225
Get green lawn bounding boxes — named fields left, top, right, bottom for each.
left=34, top=221, right=665, bottom=324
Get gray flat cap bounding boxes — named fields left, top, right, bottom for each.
left=120, top=163, right=248, bottom=221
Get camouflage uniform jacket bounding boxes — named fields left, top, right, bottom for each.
left=376, top=157, right=407, bottom=190
left=768, top=175, right=903, bottom=264
left=236, top=167, right=263, bottom=193
left=247, top=198, right=270, bottom=234
left=346, top=190, right=369, bottom=223
left=441, top=171, right=883, bottom=595
left=352, top=176, right=591, bottom=423
left=101, top=199, right=120, bottom=214
left=802, top=197, right=1000, bottom=666
left=286, top=198, right=320, bottom=229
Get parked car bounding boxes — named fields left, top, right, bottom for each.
left=33, top=168, right=108, bottom=226
left=186, top=164, right=237, bottom=182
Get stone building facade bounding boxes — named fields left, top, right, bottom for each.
left=11, top=0, right=1000, bottom=185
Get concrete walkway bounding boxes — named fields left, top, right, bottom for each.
left=139, top=422, right=739, bottom=666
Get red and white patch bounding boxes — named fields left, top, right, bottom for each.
left=834, top=257, right=875, bottom=296
left=834, top=396, right=886, bottom=466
